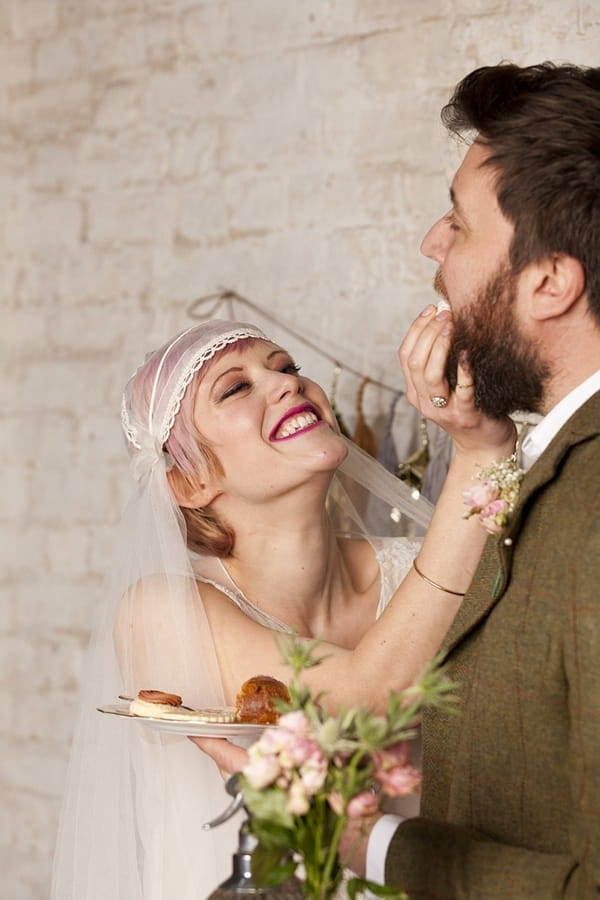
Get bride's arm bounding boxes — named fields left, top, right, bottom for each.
left=192, top=308, right=514, bottom=776
left=310, top=305, right=515, bottom=704
left=190, top=432, right=506, bottom=766
left=298, top=443, right=511, bottom=709
left=200, top=306, right=515, bottom=710
left=200, top=434, right=507, bottom=712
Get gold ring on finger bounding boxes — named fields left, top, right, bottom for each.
left=430, top=395, right=448, bottom=408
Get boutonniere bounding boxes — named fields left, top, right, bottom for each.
left=463, top=451, right=524, bottom=534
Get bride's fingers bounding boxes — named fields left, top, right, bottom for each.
left=452, top=360, right=476, bottom=408
left=188, top=736, right=248, bottom=775
left=398, top=307, right=450, bottom=374
left=397, top=306, right=438, bottom=391
left=401, top=313, right=518, bottom=454
left=398, top=307, right=453, bottom=410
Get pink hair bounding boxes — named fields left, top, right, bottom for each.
left=130, top=335, right=264, bottom=557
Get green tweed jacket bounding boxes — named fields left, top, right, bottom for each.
left=386, top=390, right=600, bottom=899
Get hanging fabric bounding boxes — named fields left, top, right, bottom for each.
left=420, top=426, right=452, bottom=503
left=187, top=290, right=402, bottom=396
left=376, top=391, right=402, bottom=473
left=352, top=377, right=378, bottom=458
left=328, top=362, right=352, bottom=439
left=396, top=417, right=430, bottom=492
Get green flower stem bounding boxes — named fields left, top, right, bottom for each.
left=320, top=808, right=347, bottom=900
left=242, top=638, right=459, bottom=900
left=301, top=793, right=346, bottom=900
left=305, top=751, right=366, bottom=900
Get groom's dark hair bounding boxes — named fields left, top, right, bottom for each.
left=441, top=61, right=600, bottom=324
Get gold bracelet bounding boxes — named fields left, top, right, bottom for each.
left=412, top=557, right=465, bottom=597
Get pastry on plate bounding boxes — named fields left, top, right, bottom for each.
left=234, top=675, right=291, bottom=725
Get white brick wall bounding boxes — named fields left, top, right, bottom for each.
left=2, top=1, right=599, bottom=896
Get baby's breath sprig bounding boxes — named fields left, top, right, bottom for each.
left=462, top=451, right=524, bottom=534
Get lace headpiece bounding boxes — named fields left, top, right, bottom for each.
left=121, top=320, right=267, bottom=483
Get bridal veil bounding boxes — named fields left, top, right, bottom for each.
left=50, top=319, right=433, bottom=900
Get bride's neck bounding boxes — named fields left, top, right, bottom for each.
left=220, top=498, right=351, bottom=633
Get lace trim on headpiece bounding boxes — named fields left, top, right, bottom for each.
left=121, top=322, right=268, bottom=482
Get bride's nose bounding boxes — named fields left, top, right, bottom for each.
left=268, top=369, right=303, bottom=400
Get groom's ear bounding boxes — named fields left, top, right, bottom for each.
left=167, top=466, right=221, bottom=509
left=525, top=253, right=585, bottom=321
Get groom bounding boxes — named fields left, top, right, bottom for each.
left=196, top=62, right=600, bottom=898
left=352, top=61, right=600, bottom=899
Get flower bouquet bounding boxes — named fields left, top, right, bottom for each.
left=238, top=638, right=458, bottom=900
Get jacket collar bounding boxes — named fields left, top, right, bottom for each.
left=441, top=389, right=600, bottom=656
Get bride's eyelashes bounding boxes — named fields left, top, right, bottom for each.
left=219, top=379, right=251, bottom=400
left=281, top=362, right=301, bottom=376
left=218, top=361, right=302, bottom=401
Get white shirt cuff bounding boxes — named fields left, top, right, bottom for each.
left=366, top=813, right=403, bottom=885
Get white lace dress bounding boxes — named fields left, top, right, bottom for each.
left=191, top=535, right=422, bottom=889
left=195, top=536, right=421, bottom=632
left=70, top=536, right=420, bottom=900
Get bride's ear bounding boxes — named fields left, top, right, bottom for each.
left=167, top=467, right=220, bottom=509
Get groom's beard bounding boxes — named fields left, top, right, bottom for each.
left=435, top=267, right=550, bottom=418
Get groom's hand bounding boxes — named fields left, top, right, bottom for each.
left=338, top=811, right=384, bottom=878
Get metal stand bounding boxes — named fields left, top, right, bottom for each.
left=203, top=776, right=304, bottom=900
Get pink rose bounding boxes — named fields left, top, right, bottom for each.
left=243, top=751, right=282, bottom=789
left=372, top=742, right=422, bottom=797
left=372, top=742, right=410, bottom=770
left=259, top=725, right=299, bottom=756
left=300, top=753, right=328, bottom=794
left=273, top=735, right=322, bottom=776
left=376, top=764, right=422, bottom=797
left=287, top=777, right=310, bottom=815
left=463, top=479, right=499, bottom=511
left=347, top=790, right=379, bottom=818
left=479, top=498, right=509, bottom=534
left=258, top=720, right=320, bottom=773
left=279, top=710, right=312, bottom=735
left=288, top=735, right=323, bottom=767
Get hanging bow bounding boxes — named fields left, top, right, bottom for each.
left=130, top=432, right=173, bottom=486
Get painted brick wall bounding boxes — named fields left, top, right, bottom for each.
left=2, top=2, right=599, bottom=896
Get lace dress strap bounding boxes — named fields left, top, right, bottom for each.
left=192, top=556, right=293, bottom=633
left=371, top=535, right=422, bottom=618
left=192, top=537, right=421, bottom=631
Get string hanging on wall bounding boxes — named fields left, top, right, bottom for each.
left=186, top=289, right=442, bottom=496
left=186, top=289, right=404, bottom=396
left=328, top=362, right=352, bottom=438
left=353, top=377, right=379, bottom=458
left=186, top=289, right=538, bottom=505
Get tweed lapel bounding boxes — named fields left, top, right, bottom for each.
left=441, top=390, right=600, bottom=656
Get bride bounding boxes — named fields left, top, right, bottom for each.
left=51, top=315, right=515, bottom=900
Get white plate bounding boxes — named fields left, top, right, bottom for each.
left=97, top=704, right=270, bottom=737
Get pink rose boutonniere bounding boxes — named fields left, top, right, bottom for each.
left=463, top=451, right=524, bottom=534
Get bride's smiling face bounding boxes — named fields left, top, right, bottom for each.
left=192, top=340, right=348, bottom=502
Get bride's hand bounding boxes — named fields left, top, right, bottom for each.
left=189, top=736, right=249, bottom=776
left=398, top=304, right=516, bottom=458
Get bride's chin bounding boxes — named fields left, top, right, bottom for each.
left=311, top=435, right=349, bottom=471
